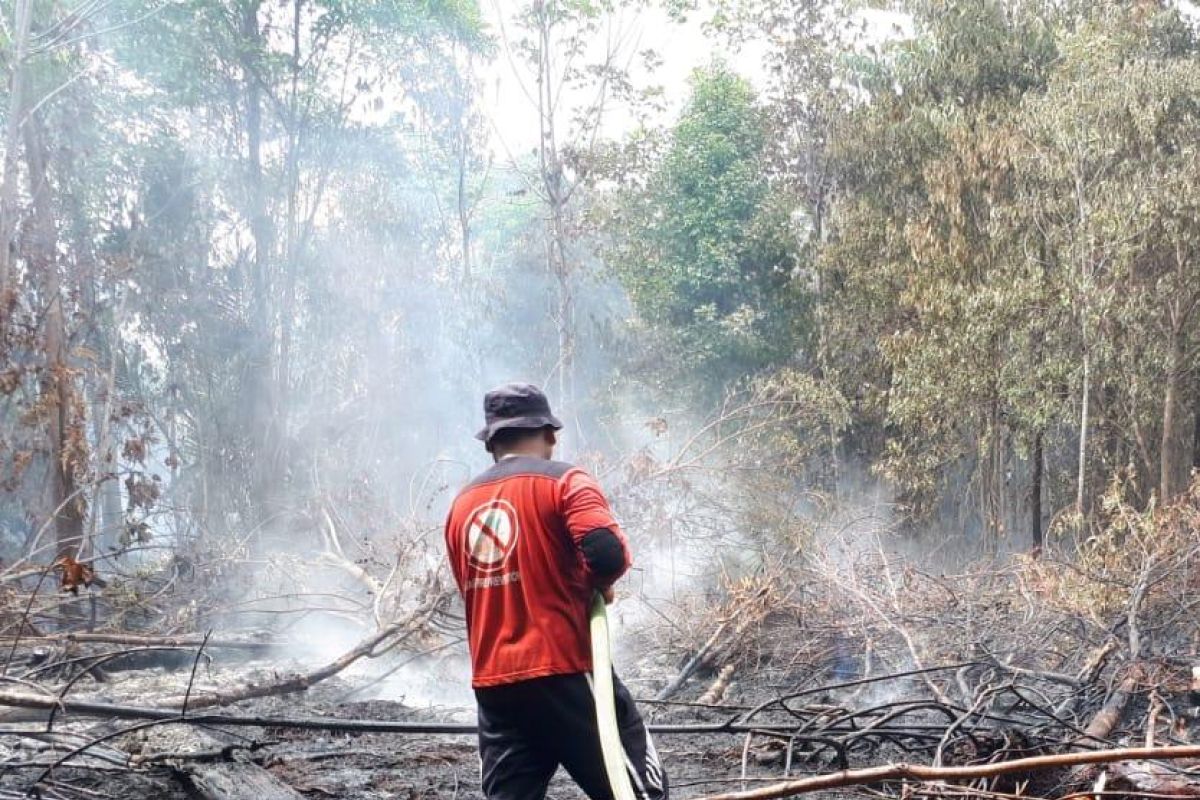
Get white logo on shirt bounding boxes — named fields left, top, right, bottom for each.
left=464, top=499, right=519, bottom=573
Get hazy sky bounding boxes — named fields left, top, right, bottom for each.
left=477, top=2, right=765, bottom=154
left=477, top=3, right=912, bottom=156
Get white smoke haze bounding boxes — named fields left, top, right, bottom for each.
left=0, top=0, right=951, bottom=716
left=18, top=13, right=1200, bottom=800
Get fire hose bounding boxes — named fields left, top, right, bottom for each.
left=590, top=592, right=638, bottom=800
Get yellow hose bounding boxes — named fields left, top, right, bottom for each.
left=590, top=592, right=637, bottom=800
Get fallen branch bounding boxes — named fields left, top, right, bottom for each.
left=692, top=744, right=1200, bottom=800
left=161, top=584, right=448, bottom=710
left=318, top=506, right=384, bottom=599
left=656, top=622, right=726, bottom=700
left=1068, top=663, right=1147, bottom=786
left=657, top=586, right=772, bottom=701
left=187, top=762, right=307, bottom=800
left=0, top=632, right=278, bottom=651
left=1078, top=664, right=1145, bottom=744
left=0, top=691, right=839, bottom=736
left=141, top=725, right=303, bottom=800
left=700, top=664, right=736, bottom=706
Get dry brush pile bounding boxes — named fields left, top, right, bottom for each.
left=637, top=475, right=1200, bottom=799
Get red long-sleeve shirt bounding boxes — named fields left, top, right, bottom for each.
left=444, top=456, right=631, bottom=688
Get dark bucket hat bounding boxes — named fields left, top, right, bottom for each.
left=475, top=382, right=564, bottom=443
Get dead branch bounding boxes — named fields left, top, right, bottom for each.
left=657, top=582, right=773, bottom=700
left=317, top=506, right=384, bottom=599
left=140, top=726, right=302, bottom=800
left=0, top=691, right=478, bottom=732
left=160, top=582, right=448, bottom=711
left=691, top=744, right=1200, bottom=800
left=1066, top=662, right=1148, bottom=789
left=700, top=664, right=736, bottom=706
left=0, top=690, right=902, bottom=737
left=187, top=762, right=307, bottom=800
left=656, top=621, right=726, bottom=700
left=1080, top=664, right=1146, bottom=744
left=0, top=633, right=278, bottom=651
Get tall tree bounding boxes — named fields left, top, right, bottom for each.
left=106, top=0, right=484, bottom=530
left=0, top=0, right=33, bottom=309
left=603, top=64, right=808, bottom=393
left=499, top=0, right=645, bottom=436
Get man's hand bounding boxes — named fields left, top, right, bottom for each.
left=601, top=585, right=615, bottom=605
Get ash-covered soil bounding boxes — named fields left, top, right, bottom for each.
left=253, top=698, right=806, bottom=799
left=0, top=660, right=849, bottom=799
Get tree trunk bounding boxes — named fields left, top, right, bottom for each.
left=1192, top=371, right=1200, bottom=471
left=1074, top=164, right=1091, bottom=518
left=458, top=164, right=472, bottom=279
left=0, top=0, right=33, bottom=310
left=456, top=105, right=472, bottom=280
left=534, top=5, right=576, bottom=443
left=278, top=0, right=300, bottom=403
left=1077, top=347, right=1090, bottom=516
left=1031, top=430, right=1043, bottom=553
left=985, top=384, right=1002, bottom=542
left=24, top=117, right=86, bottom=559
left=1160, top=328, right=1188, bottom=503
left=88, top=323, right=121, bottom=557
left=240, top=0, right=282, bottom=523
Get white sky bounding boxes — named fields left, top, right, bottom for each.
left=477, top=3, right=767, bottom=154
left=476, top=3, right=913, bottom=155
left=474, top=0, right=1200, bottom=156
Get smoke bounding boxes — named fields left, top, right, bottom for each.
left=375, top=655, right=475, bottom=710
left=73, top=2, right=943, bottom=708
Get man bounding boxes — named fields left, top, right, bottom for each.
left=444, top=383, right=667, bottom=800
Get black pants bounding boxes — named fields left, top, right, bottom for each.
left=475, top=673, right=668, bottom=800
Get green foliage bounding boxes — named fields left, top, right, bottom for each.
left=605, top=64, right=811, bottom=391
left=815, top=0, right=1073, bottom=521
left=813, top=0, right=1200, bottom=534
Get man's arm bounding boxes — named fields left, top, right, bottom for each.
left=560, top=469, right=632, bottom=591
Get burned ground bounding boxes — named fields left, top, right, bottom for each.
left=5, top=483, right=1200, bottom=799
